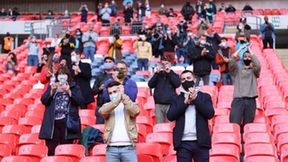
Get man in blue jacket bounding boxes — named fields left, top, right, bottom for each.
left=167, top=70, right=214, bottom=162
left=148, top=56, right=181, bottom=123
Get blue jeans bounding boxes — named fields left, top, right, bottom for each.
left=27, top=55, right=39, bottom=66
left=106, top=145, right=138, bottom=162
left=177, top=141, right=209, bottom=162
left=221, top=72, right=233, bottom=85
left=137, top=58, right=149, bottom=71
left=84, top=46, right=96, bottom=62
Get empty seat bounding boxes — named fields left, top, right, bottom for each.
left=243, top=123, right=269, bottom=139
left=1, top=156, right=33, bottom=162
left=244, top=133, right=273, bottom=145
left=212, top=133, right=241, bottom=153
left=153, top=123, right=174, bottom=133
left=18, top=133, right=45, bottom=148
left=162, top=155, right=176, bottom=162
left=210, top=156, right=238, bottom=162
left=91, top=144, right=106, bottom=156
left=136, top=143, right=162, bottom=162
left=79, top=156, right=106, bottom=162
left=146, top=133, right=172, bottom=156
left=210, top=144, right=239, bottom=161
left=244, top=156, right=279, bottom=162
left=18, top=144, right=48, bottom=162
left=0, top=144, right=12, bottom=160
left=40, top=156, right=73, bottom=162
left=213, top=123, right=240, bottom=134
left=55, top=144, right=85, bottom=162
left=244, top=144, right=276, bottom=158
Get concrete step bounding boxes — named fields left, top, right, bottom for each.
left=276, top=49, right=288, bottom=68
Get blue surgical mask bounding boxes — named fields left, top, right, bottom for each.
left=109, top=93, right=118, bottom=101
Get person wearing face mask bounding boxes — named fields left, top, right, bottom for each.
left=191, top=35, right=215, bottom=86
left=260, top=16, right=275, bottom=49
left=167, top=70, right=214, bottom=162
left=39, top=66, right=85, bottom=155
left=59, top=32, right=76, bottom=67
left=148, top=56, right=181, bottom=123
left=103, top=61, right=138, bottom=104
left=26, top=36, right=40, bottom=66
left=99, top=81, right=139, bottom=162
left=229, top=44, right=261, bottom=128
left=74, top=29, right=83, bottom=54
left=82, top=25, right=98, bottom=62
left=92, top=57, right=116, bottom=124
left=49, top=34, right=61, bottom=55
left=70, top=52, right=94, bottom=109
left=134, top=34, right=152, bottom=71
left=216, top=37, right=233, bottom=85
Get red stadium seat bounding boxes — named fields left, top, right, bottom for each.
left=79, top=156, right=106, bottom=162
left=212, top=133, right=241, bottom=153
left=136, top=116, right=154, bottom=133
left=244, top=133, right=273, bottom=145
left=153, top=123, right=174, bottom=133
left=18, top=133, right=45, bottom=148
left=91, top=144, right=106, bottom=156
left=244, top=144, right=277, bottom=158
left=162, top=155, right=176, bottom=162
left=136, top=143, right=162, bottom=162
left=91, top=124, right=105, bottom=133
left=243, top=123, right=269, bottom=139
left=18, top=144, right=48, bottom=162
left=0, top=144, right=12, bottom=160
left=40, top=156, right=73, bottom=162
left=146, top=133, right=172, bottom=156
left=210, top=156, right=238, bottom=162
left=55, top=144, right=85, bottom=162
left=213, top=123, right=240, bottom=134
left=1, top=156, right=33, bottom=162
left=277, top=133, right=288, bottom=153
left=210, top=144, right=239, bottom=161
left=281, top=144, right=288, bottom=162
left=18, top=117, right=42, bottom=128
left=244, top=156, right=279, bottom=162
left=31, top=125, right=41, bottom=134
left=2, top=125, right=30, bottom=136
left=0, top=117, right=17, bottom=130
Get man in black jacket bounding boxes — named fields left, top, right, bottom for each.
left=191, top=35, right=215, bottom=86
left=167, top=70, right=214, bottom=162
left=148, top=56, right=181, bottom=123
left=181, top=2, right=195, bottom=22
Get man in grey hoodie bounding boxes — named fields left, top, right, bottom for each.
left=229, top=44, right=261, bottom=127
left=82, top=25, right=98, bottom=62
left=26, top=36, right=40, bottom=66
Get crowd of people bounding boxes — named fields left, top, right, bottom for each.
left=0, top=1, right=278, bottom=162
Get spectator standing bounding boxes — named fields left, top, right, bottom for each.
left=71, top=52, right=94, bottom=109
left=191, top=35, right=215, bottom=86
left=3, top=32, right=13, bottom=53
left=100, top=3, right=112, bottom=25
left=260, top=16, right=275, bottom=49
left=11, top=7, right=19, bottom=21
left=49, top=34, right=61, bottom=55
left=218, top=3, right=226, bottom=12
left=181, top=2, right=195, bottom=22
left=108, top=34, right=123, bottom=62
left=204, top=3, right=213, bottom=24
left=136, top=1, right=146, bottom=21
left=99, top=81, right=139, bottom=162
left=148, top=57, right=181, bottom=123
left=111, top=18, right=121, bottom=35
left=0, top=8, right=7, bottom=16
left=167, top=70, right=214, bottom=162
left=39, top=66, right=84, bottom=155
left=197, top=18, right=208, bottom=36
left=123, top=0, right=134, bottom=6
left=242, top=3, right=253, bottom=12
left=109, top=0, right=117, bottom=16
left=123, top=2, right=134, bottom=24
left=183, top=31, right=196, bottom=64
left=134, top=34, right=152, bottom=70
left=47, top=9, right=54, bottom=19
left=235, top=34, right=249, bottom=60
left=174, top=29, right=186, bottom=64
left=63, top=9, right=70, bottom=19
left=235, top=17, right=251, bottom=42
left=196, top=0, right=205, bottom=19
left=59, top=32, right=76, bottom=66
left=145, top=0, right=151, bottom=17
left=80, top=4, right=89, bottom=23
left=103, top=61, right=138, bottom=103
left=36, top=53, right=49, bottom=73
left=225, top=4, right=236, bottom=13
left=162, top=30, right=177, bottom=64
left=96, top=3, right=103, bottom=22
left=74, top=28, right=84, bottom=54
left=26, top=36, right=40, bottom=66
left=215, top=37, right=233, bottom=85
left=5, top=52, right=17, bottom=74
left=82, top=25, right=98, bottom=62
left=229, top=45, right=261, bottom=127
left=92, top=57, right=116, bottom=124
left=209, top=0, right=217, bottom=18
left=159, top=4, right=168, bottom=15
left=177, top=20, right=188, bottom=34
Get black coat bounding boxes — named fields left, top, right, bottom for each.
left=148, top=70, right=181, bottom=104
left=191, top=45, right=215, bottom=76
left=73, top=62, right=95, bottom=106
left=39, top=82, right=85, bottom=140
left=124, top=7, right=134, bottom=23
left=167, top=92, right=215, bottom=150
left=92, top=72, right=112, bottom=106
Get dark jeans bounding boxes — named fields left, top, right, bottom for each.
left=221, top=72, right=233, bottom=85
left=177, top=141, right=209, bottom=162
left=137, top=58, right=149, bottom=71
left=230, top=97, right=256, bottom=126
left=45, top=118, right=74, bottom=155
left=263, top=38, right=273, bottom=49
left=96, top=105, right=105, bottom=124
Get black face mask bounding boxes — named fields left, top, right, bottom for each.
left=240, top=40, right=246, bottom=44
left=117, top=70, right=125, bottom=80
left=243, top=59, right=252, bottom=66
left=65, top=34, right=70, bottom=38
left=182, top=80, right=195, bottom=91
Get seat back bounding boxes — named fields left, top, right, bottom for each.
left=55, top=144, right=85, bottom=162
left=40, top=156, right=74, bottom=162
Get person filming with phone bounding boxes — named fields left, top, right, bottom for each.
left=148, top=56, right=181, bottom=123
left=229, top=44, right=261, bottom=129
left=167, top=70, right=214, bottom=162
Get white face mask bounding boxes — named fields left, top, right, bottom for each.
left=71, top=55, right=78, bottom=63
left=188, top=32, right=193, bottom=37
left=200, top=40, right=207, bottom=45
left=109, top=93, right=118, bottom=101
left=220, top=41, right=227, bottom=47
left=57, top=74, right=68, bottom=84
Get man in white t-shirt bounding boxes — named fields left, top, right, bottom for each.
left=99, top=81, right=139, bottom=162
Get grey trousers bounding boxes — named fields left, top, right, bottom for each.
left=155, top=104, right=170, bottom=124
left=195, top=74, right=210, bottom=86
left=229, top=98, right=256, bottom=126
